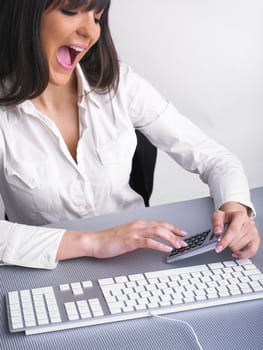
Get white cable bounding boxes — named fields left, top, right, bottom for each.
left=149, top=313, right=204, bottom=350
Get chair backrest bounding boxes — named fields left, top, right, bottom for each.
left=129, top=130, right=157, bottom=207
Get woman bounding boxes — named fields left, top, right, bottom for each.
left=0, top=0, right=260, bottom=269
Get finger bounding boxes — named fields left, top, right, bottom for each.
left=147, top=221, right=188, bottom=237
left=165, top=224, right=188, bottom=237
left=232, top=223, right=261, bottom=259
left=232, top=239, right=260, bottom=259
left=223, top=219, right=252, bottom=252
left=228, top=231, right=251, bottom=252
left=215, top=226, right=236, bottom=253
left=142, top=238, right=173, bottom=253
left=142, top=225, right=188, bottom=249
left=212, top=210, right=226, bottom=236
left=215, top=212, right=245, bottom=253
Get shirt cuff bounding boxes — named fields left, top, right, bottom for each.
left=213, top=195, right=256, bottom=218
left=1, top=222, right=66, bottom=269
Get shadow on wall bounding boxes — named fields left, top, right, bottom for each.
left=0, top=196, right=4, bottom=220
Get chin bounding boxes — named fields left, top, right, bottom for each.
left=49, top=71, right=74, bottom=87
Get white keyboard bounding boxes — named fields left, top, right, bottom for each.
left=6, top=259, right=263, bottom=335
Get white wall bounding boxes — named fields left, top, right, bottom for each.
left=0, top=1, right=262, bottom=218
left=110, top=0, right=263, bottom=205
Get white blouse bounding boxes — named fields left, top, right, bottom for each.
left=0, top=63, right=254, bottom=269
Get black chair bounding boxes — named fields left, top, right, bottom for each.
left=129, top=130, right=158, bottom=207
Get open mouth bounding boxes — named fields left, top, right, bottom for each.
left=56, top=45, right=85, bottom=69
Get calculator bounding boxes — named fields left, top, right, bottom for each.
left=166, top=228, right=222, bottom=263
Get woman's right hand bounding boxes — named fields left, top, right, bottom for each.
left=84, top=220, right=188, bottom=259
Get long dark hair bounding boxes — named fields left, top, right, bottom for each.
left=0, top=0, right=119, bottom=106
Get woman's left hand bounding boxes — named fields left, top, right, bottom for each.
left=212, top=202, right=260, bottom=259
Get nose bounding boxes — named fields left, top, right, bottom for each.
left=76, top=11, right=100, bottom=39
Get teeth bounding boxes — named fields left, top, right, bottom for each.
left=69, top=45, right=85, bottom=52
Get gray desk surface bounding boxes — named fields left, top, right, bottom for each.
left=1, top=187, right=263, bottom=350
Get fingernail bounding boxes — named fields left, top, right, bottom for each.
left=232, top=253, right=239, bottom=258
left=215, top=244, right=224, bottom=253
left=214, top=226, right=222, bottom=234
left=166, top=246, right=173, bottom=253
left=181, top=230, right=188, bottom=236
left=181, top=241, right=188, bottom=247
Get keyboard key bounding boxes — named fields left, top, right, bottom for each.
left=5, top=259, right=263, bottom=335
left=59, top=284, right=70, bottom=291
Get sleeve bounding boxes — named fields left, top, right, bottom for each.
left=141, top=103, right=255, bottom=215
left=0, top=110, right=66, bottom=269
left=0, top=220, right=66, bottom=269
left=121, top=65, right=255, bottom=215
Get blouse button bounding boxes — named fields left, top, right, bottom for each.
left=85, top=204, right=92, bottom=211
left=77, top=174, right=85, bottom=181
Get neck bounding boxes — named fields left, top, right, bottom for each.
left=32, top=72, right=78, bottom=111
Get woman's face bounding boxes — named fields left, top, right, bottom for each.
left=41, top=5, right=104, bottom=86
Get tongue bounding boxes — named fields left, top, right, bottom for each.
left=57, top=46, right=71, bottom=66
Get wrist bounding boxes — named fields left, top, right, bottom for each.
left=80, top=231, right=96, bottom=258
left=56, top=230, right=94, bottom=261
left=219, top=201, right=251, bottom=217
